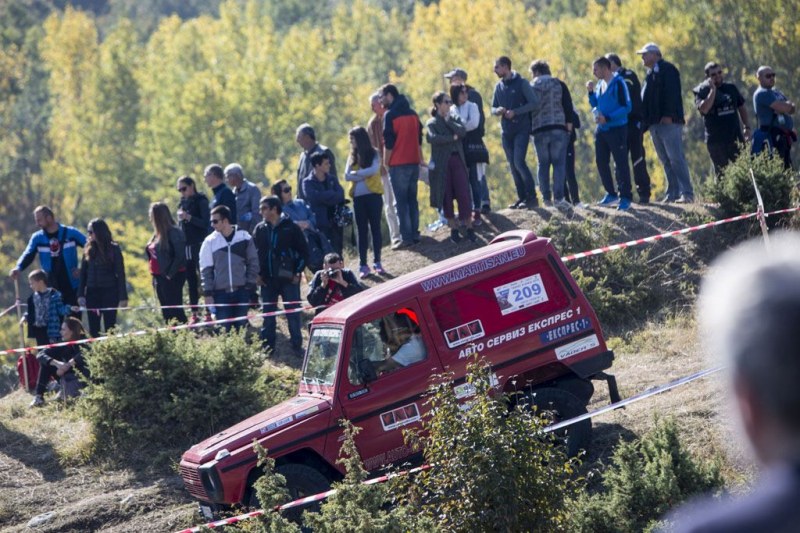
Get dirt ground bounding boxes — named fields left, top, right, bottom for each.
left=0, top=202, right=759, bottom=532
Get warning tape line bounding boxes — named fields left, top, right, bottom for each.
left=175, top=464, right=433, bottom=533
left=560, top=206, right=799, bottom=262
left=175, top=365, right=723, bottom=533
left=0, top=306, right=318, bottom=356
left=0, top=303, right=17, bottom=318
left=74, top=300, right=309, bottom=313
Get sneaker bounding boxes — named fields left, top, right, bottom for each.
left=543, top=199, right=553, bottom=207
left=661, top=194, right=677, bottom=204
left=480, top=204, right=491, bottom=215
left=507, top=199, right=524, bottom=209
left=465, top=228, right=478, bottom=242
left=427, top=219, right=446, bottom=232
left=359, top=265, right=371, bottom=279
left=525, top=197, right=540, bottom=208
left=597, top=193, right=620, bottom=207
left=574, top=202, right=589, bottom=209
left=373, top=262, right=385, bottom=275
left=617, top=197, right=632, bottom=211
left=189, top=313, right=201, bottom=326
left=450, top=229, right=462, bottom=243
left=472, top=211, right=483, bottom=227
left=29, top=395, right=44, bottom=408
left=554, top=199, right=572, bottom=211
left=674, top=195, right=694, bottom=204
left=391, top=241, right=413, bottom=250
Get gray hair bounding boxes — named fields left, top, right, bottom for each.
left=699, top=233, right=800, bottom=436
left=295, top=123, right=316, bottom=140
left=370, top=92, right=381, bottom=104
left=223, top=163, right=244, bottom=179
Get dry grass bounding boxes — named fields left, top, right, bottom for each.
left=0, top=202, right=757, bottom=531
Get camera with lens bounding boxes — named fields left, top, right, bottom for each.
left=325, top=268, right=339, bottom=277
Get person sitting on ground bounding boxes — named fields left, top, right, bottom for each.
left=30, top=317, right=90, bottom=407
left=307, top=253, right=364, bottom=314
left=21, top=269, right=73, bottom=347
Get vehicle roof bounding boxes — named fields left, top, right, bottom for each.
left=315, top=230, right=553, bottom=324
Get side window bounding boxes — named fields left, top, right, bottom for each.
left=348, top=308, right=428, bottom=385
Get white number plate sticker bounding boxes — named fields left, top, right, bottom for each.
left=494, top=274, right=549, bottom=316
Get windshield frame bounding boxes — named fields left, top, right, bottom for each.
left=301, top=326, right=343, bottom=393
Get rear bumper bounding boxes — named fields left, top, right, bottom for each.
left=568, top=349, right=614, bottom=379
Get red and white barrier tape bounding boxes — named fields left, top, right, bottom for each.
left=175, top=365, right=723, bottom=533
left=561, top=206, right=799, bottom=263
left=0, top=305, right=317, bottom=356
left=175, top=464, right=433, bottom=533
left=75, top=300, right=309, bottom=313
left=0, top=303, right=17, bottom=318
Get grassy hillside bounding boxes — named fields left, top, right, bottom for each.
left=0, top=202, right=761, bottom=532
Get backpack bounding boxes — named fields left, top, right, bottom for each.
left=304, top=228, right=334, bottom=273
left=17, top=350, right=39, bottom=391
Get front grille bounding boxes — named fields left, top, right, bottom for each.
left=180, top=464, right=209, bottom=500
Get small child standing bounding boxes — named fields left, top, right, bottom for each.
left=21, top=269, right=73, bottom=346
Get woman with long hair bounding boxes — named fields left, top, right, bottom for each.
left=426, top=91, right=475, bottom=243
left=30, top=317, right=90, bottom=407
left=77, top=218, right=128, bottom=337
left=176, top=175, right=211, bottom=322
left=146, top=202, right=187, bottom=324
left=345, top=126, right=385, bottom=277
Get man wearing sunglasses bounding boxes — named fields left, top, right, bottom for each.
left=694, top=62, right=750, bottom=176
left=754, top=66, right=797, bottom=169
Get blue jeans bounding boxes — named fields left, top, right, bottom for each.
left=501, top=131, right=536, bottom=202
left=649, top=123, right=694, bottom=200
left=477, top=163, right=490, bottom=207
left=213, top=287, right=250, bottom=332
left=353, top=193, right=383, bottom=265
left=260, top=282, right=302, bottom=350
left=388, top=164, right=420, bottom=243
left=595, top=126, right=632, bottom=200
left=532, top=129, right=569, bottom=201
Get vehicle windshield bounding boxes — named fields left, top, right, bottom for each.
left=302, top=327, right=342, bottom=387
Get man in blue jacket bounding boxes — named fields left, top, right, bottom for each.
left=491, top=56, right=539, bottom=209
left=587, top=56, right=633, bottom=211
left=10, top=205, right=86, bottom=306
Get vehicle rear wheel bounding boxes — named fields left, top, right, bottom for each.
left=526, top=387, right=591, bottom=457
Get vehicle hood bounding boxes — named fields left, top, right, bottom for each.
left=182, top=395, right=331, bottom=464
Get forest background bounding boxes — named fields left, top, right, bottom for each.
left=0, top=0, right=798, bottom=355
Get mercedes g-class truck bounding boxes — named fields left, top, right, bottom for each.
left=180, top=230, right=619, bottom=517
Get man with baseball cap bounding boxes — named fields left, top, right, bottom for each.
left=445, top=67, right=491, bottom=216
left=638, top=42, right=694, bottom=203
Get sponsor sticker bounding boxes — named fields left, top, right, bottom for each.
left=555, top=334, right=600, bottom=360
left=540, top=318, right=592, bottom=344
left=380, top=403, right=421, bottom=431
left=260, top=415, right=293, bottom=434
left=295, top=405, right=320, bottom=420
left=453, top=383, right=476, bottom=399
left=348, top=388, right=369, bottom=400
left=494, top=273, right=549, bottom=316
left=444, top=319, right=485, bottom=348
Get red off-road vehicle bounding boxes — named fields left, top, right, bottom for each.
left=180, top=230, right=619, bottom=518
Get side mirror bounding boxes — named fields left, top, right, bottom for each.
left=357, top=359, right=377, bottom=384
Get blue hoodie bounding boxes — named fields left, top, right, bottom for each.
left=589, top=73, right=631, bottom=132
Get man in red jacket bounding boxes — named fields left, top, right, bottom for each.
left=379, top=83, right=424, bottom=250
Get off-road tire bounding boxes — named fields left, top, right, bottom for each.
left=527, top=386, right=591, bottom=457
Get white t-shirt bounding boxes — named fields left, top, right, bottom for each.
left=391, top=334, right=427, bottom=366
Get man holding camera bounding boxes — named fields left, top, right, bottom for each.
left=307, top=253, right=363, bottom=314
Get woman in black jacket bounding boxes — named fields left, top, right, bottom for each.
left=176, top=176, right=211, bottom=321
left=78, top=218, right=128, bottom=337
left=146, top=202, right=187, bottom=324
left=30, top=317, right=91, bottom=407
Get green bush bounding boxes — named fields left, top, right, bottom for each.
left=567, top=418, right=723, bottom=533
left=704, top=150, right=794, bottom=221
left=240, top=422, right=436, bottom=533
left=539, top=219, right=670, bottom=329
left=79, top=328, right=297, bottom=468
left=402, top=358, right=579, bottom=532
